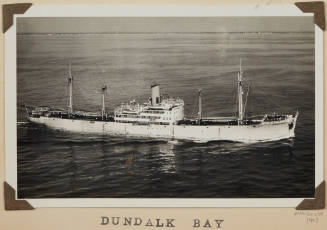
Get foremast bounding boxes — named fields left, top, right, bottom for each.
left=68, top=62, right=73, bottom=115
left=237, top=59, right=244, bottom=124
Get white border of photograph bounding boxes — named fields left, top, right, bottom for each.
left=5, top=5, right=323, bottom=207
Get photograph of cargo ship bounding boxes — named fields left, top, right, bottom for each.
left=17, top=17, right=315, bottom=198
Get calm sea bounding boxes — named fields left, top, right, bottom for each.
left=17, top=32, right=315, bottom=198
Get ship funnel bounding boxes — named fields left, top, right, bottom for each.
left=151, top=84, right=160, bottom=105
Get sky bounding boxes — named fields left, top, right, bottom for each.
left=17, top=17, right=314, bottom=34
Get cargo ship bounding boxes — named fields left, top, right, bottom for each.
left=26, top=60, right=298, bottom=143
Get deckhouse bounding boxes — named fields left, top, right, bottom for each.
left=114, top=85, right=184, bottom=125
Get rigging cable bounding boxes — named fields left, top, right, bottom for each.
left=243, top=82, right=250, bottom=117
left=191, top=92, right=199, bottom=118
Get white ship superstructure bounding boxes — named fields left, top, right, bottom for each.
left=26, top=60, right=298, bottom=143
left=114, top=85, right=184, bottom=125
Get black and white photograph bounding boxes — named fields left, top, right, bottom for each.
left=16, top=15, right=316, bottom=199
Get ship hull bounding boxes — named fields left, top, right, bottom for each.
left=28, top=115, right=297, bottom=143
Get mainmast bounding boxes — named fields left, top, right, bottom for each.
left=237, top=59, right=244, bottom=123
left=198, top=89, right=202, bottom=124
left=101, top=85, right=107, bottom=119
left=68, top=62, right=73, bottom=115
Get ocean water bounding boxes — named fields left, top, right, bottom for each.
left=17, top=32, right=315, bottom=198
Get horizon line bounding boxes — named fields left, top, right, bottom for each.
left=17, top=31, right=314, bottom=35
